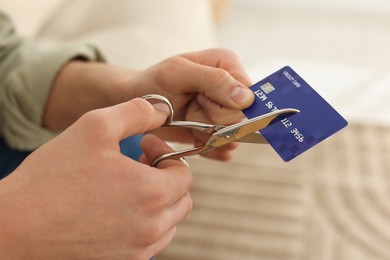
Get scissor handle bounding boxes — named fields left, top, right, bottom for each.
left=142, top=94, right=174, bottom=124
left=152, top=145, right=215, bottom=167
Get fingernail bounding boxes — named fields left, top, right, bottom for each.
left=153, top=103, right=170, bottom=115
left=230, top=86, right=253, bottom=104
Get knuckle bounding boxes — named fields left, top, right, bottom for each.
left=221, top=48, right=240, bottom=60
left=139, top=187, right=169, bottom=214
left=164, top=55, right=184, bottom=66
left=142, top=221, right=165, bottom=246
left=210, top=68, right=231, bottom=87
left=149, top=188, right=170, bottom=208
left=154, top=56, right=184, bottom=85
left=79, top=109, right=111, bottom=132
left=209, top=48, right=240, bottom=62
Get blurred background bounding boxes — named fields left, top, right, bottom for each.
left=4, top=0, right=388, bottom=124
left=217, top=0, right=390, bottom=126
left=2, top=0, right=389, bottom=259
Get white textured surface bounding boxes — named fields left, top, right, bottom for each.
left=159, top=124, right=390, bottom=260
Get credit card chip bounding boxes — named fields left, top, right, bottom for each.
left=260, top=82, right=275, bottom=94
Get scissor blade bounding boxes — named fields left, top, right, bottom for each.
left=235, top=132, right=268, bottom=144
left=207, top=108, right=299, bottom=148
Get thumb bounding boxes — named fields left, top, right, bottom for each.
left=84, top=98, right=170, bottom=142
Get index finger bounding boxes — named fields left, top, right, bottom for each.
left=181, top=48, right=253, bottom=86
left=138, top=134, right=193, bottom=204
left=177, top=49, right=255, bottom=110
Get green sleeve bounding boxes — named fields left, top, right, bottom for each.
left=0, top=11, right=105, bottom=150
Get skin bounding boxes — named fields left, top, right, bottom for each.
left=43, top=48, right=254, bottom=161
left=0, top=99, right=192, bottom=259
left=0, top=48, right=255, bottom=259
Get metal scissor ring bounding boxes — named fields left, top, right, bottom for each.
left=142, top=94, right=188, bottom=167
left=142, top=94, right=174, bottom=124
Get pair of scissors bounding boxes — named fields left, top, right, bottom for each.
left=142, top=94, right=299, bottom=166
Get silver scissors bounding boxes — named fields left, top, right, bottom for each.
left=142, top=94, right=299, bottom=166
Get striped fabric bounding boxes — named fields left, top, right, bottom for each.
left=158, top=123, right=390, bottom=260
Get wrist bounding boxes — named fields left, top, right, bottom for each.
left=43, top=61, right=138, bottom=131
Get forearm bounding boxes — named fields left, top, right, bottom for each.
left=0, top=11, right=106, bottom=150
left=43, top=61, right=138, bottom=131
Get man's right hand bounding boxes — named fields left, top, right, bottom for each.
left=0, top=98, right=193, bottom=259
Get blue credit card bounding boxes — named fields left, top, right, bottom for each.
left=243, top=66, right=348, bottom=161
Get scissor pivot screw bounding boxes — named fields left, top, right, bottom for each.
left=224, top=134, right=232, bottom=140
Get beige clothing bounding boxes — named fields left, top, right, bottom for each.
left=0, top=11, right=104, bottom=150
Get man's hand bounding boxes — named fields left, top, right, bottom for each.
left=131, top=48, right=255, bottom=161
left=43, top=48, right=254, bottom=162
left=0, top=98, right=192, bottom=259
